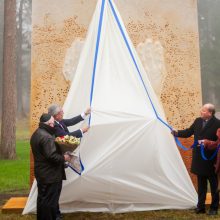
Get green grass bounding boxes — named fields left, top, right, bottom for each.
left=0, top=140, right=30, bottom=194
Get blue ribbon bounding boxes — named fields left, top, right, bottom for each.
left=86, top=0, right=219, bottom=161
left=68, top=153, right=84, bottom=175
left=68, top=165, right=81, bottom=175
left=174, top=137, right=197, bottom=151
left=89, top=0, right=106, bottom=126
left=107, top=0, right=219, bottom=160
left=71, top=0, right=106, bottom=175
left=108, top=0, right=158, bottom=118
left=200, top=144, right=220, bottom=161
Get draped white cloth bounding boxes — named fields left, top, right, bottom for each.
left=23, top=0, right=197, bottom=214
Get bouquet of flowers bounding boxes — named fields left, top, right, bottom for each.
left=55, top=135, right=83, bottom=174
left=55, top=135, right=80, bottom=154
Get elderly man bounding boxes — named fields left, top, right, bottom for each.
left=47, top=104, right=90, bottom=218
left=172, top=103, right=220, bottom=215
left=48, top=104, right=90, bottom=138
left=31, top=113, right=71, bottom=220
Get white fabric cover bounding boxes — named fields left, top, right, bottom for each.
left=23, top=0, right=197, bottom=214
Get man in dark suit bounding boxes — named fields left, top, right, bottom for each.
left=48, top=104, right=90, bottom=138
left=48, top=104, right=90, bottom=219
left=172, top=103, right=220, bottom=215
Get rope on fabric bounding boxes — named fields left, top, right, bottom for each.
left=89, top=0, right=106, bottom=126
left=108, top=0, right=218, bottom=160
left=108, top=0, right=158, bottom=118
left=70, top=0, right=106, bottom=175
left=67, top=152, right=85, bottom=175
left=85, top=0, right=218, bottom=161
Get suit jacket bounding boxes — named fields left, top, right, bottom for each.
left=31, top=123, right=66, bottom=184
left=178, top=116, right=220, bottom=176
left=54, top=115, right=84, bottom=138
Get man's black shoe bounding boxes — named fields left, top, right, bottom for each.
left=195, top=208, right=206, bottom=214
left=208, top=209, right=218, bottom=215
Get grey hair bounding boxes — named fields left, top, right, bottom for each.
left=204, top=103, right=215, bottom=116
left=48, top=104, right=62, bottom=116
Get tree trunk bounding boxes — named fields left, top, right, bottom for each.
left=0, top=0, right=4, bottom=118
left=16, top=0, right=31, bottom=118
left=0, top=0, right=17, bottom=159
left=16, top=0, right=24, bottom=118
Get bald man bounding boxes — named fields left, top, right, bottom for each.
left=172, top=103, right=220, bottom=215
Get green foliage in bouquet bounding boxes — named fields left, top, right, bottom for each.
left=55, top=135, right=81, bottom=154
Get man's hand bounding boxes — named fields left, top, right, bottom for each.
left=84, top=107, right=91, bottom=116
left=198, top=140, right=204, bottom=145
left=171, top=129, right=178, bottom=137
left=203, top=139, right=210, bottom=148
left=64, top=154, right=71, bottom=162
left=82, top=126, right=90, bottom=133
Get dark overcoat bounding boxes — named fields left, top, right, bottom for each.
left=31, top=123, right=66, bottom=184
left=178, top=116, right=220, bottom=176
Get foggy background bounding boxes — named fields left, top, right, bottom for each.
left=198, top=0, right=220, bottom=118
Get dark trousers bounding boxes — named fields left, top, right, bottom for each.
left=56, top=181, right=62, bottom=218
left=197, top=175, right=219, bottom=210
left=37, top=181, right=62, bottom=220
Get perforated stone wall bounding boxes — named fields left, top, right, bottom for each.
left=31, top=0, right=201, bottom=187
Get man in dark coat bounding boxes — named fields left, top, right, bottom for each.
left=31, top=113, right=71, bottom=220
left=47, top=104, right=90, bottom=217
left=172, top=103, right=220, bottom=215
left=48, top=104, right=90, bottom=138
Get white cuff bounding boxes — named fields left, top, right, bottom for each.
left=80, top=129, right=83, bottom=137
left=81, top=112, right=86, bottom=119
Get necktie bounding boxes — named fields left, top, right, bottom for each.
left=202, top=120, right=208, bottom=128
left=56, top=121, right=64, bottom=130
left=59, top=123, right=65, bottom=130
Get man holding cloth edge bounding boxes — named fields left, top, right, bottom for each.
left=172, top=103, right=220, bottom=215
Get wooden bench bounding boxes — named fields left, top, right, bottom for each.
left=2, top=197, right=27, bottom=214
